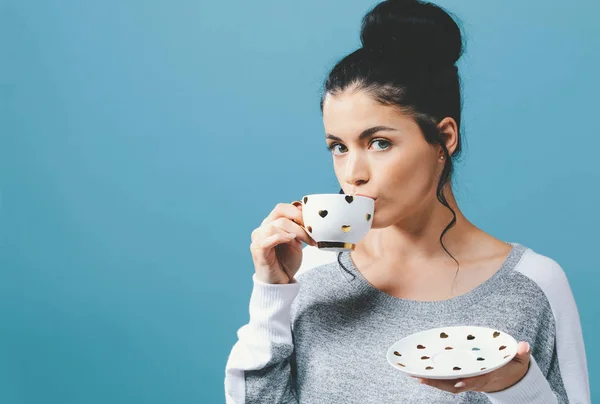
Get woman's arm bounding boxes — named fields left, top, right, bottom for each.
left=225, top=274, right=300, bottom=404
left=484, top=252, right=590, bottom=403
left=225, top=246, right=335, bottom=404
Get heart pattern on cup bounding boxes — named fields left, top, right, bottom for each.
left=298, top=195, right=373, bottom=248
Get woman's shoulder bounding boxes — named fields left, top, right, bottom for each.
left=510, top=242, right=576, bottom=311
left=511, top=242, right=570, bottom=288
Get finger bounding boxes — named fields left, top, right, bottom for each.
left=452, top=374, right=491, bottom=393
left=251, top=219, right=293, bottom=243
left=261, top=203, right=304, bottom=227
left=289, top=236, right=306, bottom=252
left=261, top=233, right=296, bottom=250
left=290, top=201, right=303, bottom=226
left=415, top=377, right=469, bottom=394
left=417, top=378, right=464, bottom=394
left=515, top=341, right=531, bottom=359
left=506, top=341, right=531, bottom=368
left=253, top=232, right=297, bottom=257
left=267, top=217, right=316, bottom=246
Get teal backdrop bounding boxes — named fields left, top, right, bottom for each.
left=1, top=0, right=598, bottom=403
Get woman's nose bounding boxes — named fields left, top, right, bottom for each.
left=343, top=157, right=369, bottom=186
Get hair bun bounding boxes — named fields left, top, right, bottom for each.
left=360, top=0, right=463, bottom=68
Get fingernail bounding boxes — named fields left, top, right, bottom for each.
left=291, top=201, right=302, bottom=208
left=454, top=382, right=466, bottom=388
left=525, top=342, right=531, bottom=353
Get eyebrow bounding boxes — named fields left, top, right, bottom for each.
left=325, top=126, right=399, bottom=142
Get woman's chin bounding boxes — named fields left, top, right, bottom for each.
left=369, top=208, right=403, bottom=230
left=370, top=216, right=386, bottom=230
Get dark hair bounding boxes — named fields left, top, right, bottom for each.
left=325, top=0, right=465, bottom=280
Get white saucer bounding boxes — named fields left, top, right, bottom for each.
left=386, top=326, right=518, bottom=380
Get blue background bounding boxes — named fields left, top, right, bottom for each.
left=1, top=0, right=598, bottom=402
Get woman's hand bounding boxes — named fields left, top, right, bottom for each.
left=250, top=201, right=317, bottom=284
left=413, top=341, right=531, bottom=394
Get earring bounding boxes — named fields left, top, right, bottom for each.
left=440, top=155, right=445, bottom=160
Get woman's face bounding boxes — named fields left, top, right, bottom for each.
left=322, top=88, right=445, bottom=228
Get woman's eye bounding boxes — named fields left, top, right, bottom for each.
left=371, top=139, right=391, bottom=150
left=327, top=143, right=347, bottom=155
left=326, top=139, right=391, bottom=155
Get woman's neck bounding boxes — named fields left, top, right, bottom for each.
left=356, top=185, right=478, bottom=265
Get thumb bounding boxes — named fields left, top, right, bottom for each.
left=513, top=341, right=531, bottom=364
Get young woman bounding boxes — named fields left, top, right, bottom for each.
left=225, top=1, right=590, bottom=402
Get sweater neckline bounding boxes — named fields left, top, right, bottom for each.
left=336, top=242, right=528, bottom=314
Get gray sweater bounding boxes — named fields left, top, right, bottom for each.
left=225, top=242, right=590, bottom=403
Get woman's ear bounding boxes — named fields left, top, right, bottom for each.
left=437, top=117, right=459, bottom=157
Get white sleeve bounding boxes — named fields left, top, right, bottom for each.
left=224, top=246, right=334, bottom=403
left=224, top=274, right=301, bottom=404
left=484, top=251, right=590, bottom=403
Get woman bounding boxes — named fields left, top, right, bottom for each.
left=225, top=0, right=590, bottom=402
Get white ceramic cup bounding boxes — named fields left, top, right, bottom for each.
left=300, top=193, right=375, bottom=252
